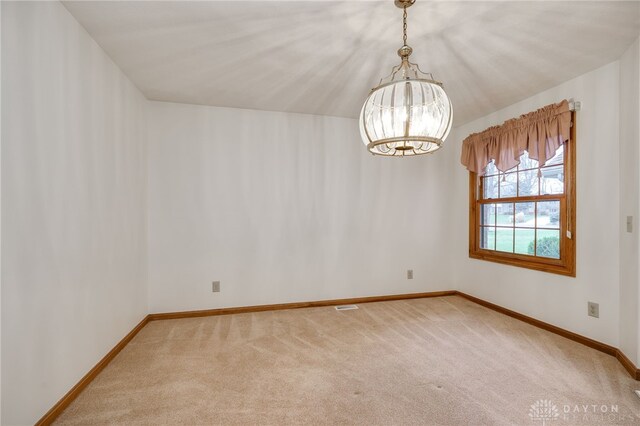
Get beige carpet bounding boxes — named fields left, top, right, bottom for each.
left=55, top=295, right=640, bottom=425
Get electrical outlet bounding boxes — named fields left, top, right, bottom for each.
left=588, top=302, right=599, bottom=318
left=212, top=281, right=220, bottom=293
left=407, top=269, right=413, bottom=279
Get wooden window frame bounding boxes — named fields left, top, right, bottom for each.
left=468, top=112, right=576, bottom=277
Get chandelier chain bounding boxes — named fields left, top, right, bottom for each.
left=402, top=6, right=408, bottom=46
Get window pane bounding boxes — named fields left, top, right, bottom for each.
left=483, top=175, right=499, bottom=199
left=541, top=165, right=564, bottom=195
left=537, top=229, right=560, bottom=259
left=484, top=160, right=498, bottom=176
left=545, top=144, right=564, bottom=166
left=481, top=204, right=496, bottom=225
left=518, top=151, right=539, bottom=170
left=515, top=229, right=535, bottom=255
left=496, top=203, right=514, bottom=225
left=496, top=228, right=514, bottom=253
left=499, top=173, right=517, bottom=198
left=480, top=227, right=495, bottom=250
left=537, top=201, right=560, bottom=229
left=515, top=202, right=535, bottom=227
left=518, top=169, right=539, bottom=196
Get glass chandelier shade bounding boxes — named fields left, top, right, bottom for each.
left=359, top=0, right=453, bottom=157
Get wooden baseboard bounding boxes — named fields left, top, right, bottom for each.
left=35, top=315, right=150, bottom=426
left=615, top=348, right=640, bottom=380
left=35, top=289, right=640, bottom=425
left=455, top=291, right=640, bottom=379
left=455, top=291, right=617, bottom=356
left=148, top=290, right=457, bottom=321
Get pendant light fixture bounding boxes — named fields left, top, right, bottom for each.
left=359, top=0, right=453, bottom=156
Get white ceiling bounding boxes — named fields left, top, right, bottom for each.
left=63, top=1, right=640, bottom=125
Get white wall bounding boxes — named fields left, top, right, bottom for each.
left=448, top=62, right=622, bottom=348
left=619, top=37, right=640, bottom=366
left=147, top=102, right=455, bottom=313
left=1, top=2, right=148, bottom=425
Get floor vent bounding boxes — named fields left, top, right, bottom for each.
left=335, top=305, right=358, bottom=311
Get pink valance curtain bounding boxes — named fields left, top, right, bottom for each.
left=460, top=100, right=572, bottom=176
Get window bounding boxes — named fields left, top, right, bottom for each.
left=468, top=112, right=576, bottom=276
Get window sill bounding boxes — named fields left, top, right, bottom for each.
left=469, top=251, right=576, bottom=277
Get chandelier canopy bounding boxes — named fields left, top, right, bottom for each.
left=359, top=0, right=453, bottom=157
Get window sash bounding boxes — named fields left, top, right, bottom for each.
left=474, top=198, right=566, bottom=264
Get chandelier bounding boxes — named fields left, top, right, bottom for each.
left=359, top=0, right=453, bottom=156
